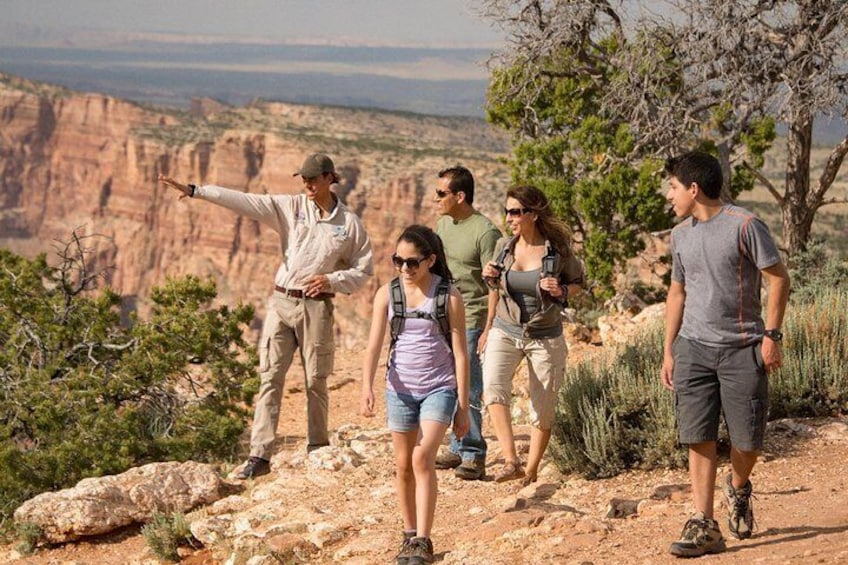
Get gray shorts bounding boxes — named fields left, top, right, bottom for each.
left=672, top=336, right=768, bottom=451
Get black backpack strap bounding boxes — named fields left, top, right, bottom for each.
left=541, top=240, right=560, bottom=278
left=434, top=277, right=451, bottom=348
left=389, top=277, right=405, bottom=348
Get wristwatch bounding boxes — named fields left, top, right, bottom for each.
left=763, top=328, right=783, bottom=342
left=187, top=183, right=197, bottom=197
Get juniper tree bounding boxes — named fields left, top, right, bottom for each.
left=0, top=234, right=257, bottom=526
left=481, top=0, right=847, bottom=261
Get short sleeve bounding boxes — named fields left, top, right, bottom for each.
left=671, top=229, right=685, bottom=284
left=742, top=218, right=781, bottom=270
left=478, top=224, right=501, bottom=265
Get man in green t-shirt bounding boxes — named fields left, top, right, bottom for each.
left=434, top=166, right=501, bottom=480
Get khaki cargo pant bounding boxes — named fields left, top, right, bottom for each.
left=250, top=292, right=335, bottom=459
left=482, top=327, right=567, bottom=429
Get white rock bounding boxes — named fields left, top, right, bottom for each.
left=13, top=461, right=223, bottom=543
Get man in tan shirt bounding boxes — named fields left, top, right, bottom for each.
left=159, top=153, right=373, bottom=478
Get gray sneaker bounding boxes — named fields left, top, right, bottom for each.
left=669, top=512, right=726, bottom=557
left=723, top=473, right=755, bottom=539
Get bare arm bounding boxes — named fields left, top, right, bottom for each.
left=360, top=285, right=389, bottom=417
left=661, top=280, right=686, bottom=391
left=448, top=287, right=470, bottom=439
left=478, top=289, right=499, bottom=354
left=761, top=261, right=791, bottom=373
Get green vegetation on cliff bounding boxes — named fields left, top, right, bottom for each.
left=0, top=235, right=258, bottom=528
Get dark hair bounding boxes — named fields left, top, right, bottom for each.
left=506, top=185, right=574, bottom=258
left=664, top=151, right=723, bottom=199
left=397, top=225, right=453, bottom=281
left=438, top=165, right=475, bottom=204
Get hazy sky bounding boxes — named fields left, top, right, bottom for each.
left=1, top=0, right=503, bottom=47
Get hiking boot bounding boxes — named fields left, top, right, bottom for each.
left=669, top=512, right=726, bottom=557
left=395, top=532, right=416, bottom=565
left=306, top=442, right=330, bottom=453
left=435, top=450, right=462, bottom=470
left=454, top=459, right=485, bottom=481
left=407, top=536, right=434, bottom=565
left=723, top=473, right=755, bottom=539
left=235, top=456, right=270, bottom=480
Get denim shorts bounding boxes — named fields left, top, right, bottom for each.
left=386, top=388, right=457, bottom=432
left=672, top=336, right=768, bottom=451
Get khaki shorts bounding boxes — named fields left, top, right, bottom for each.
left=482, top=327, right=567, bottom=428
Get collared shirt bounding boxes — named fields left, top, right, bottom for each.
left=196, top=185, right=373, bottom=294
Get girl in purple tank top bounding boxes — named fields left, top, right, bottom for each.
left=361, top=225, right=470, bottom=564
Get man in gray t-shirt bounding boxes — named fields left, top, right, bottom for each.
left=661, top=152, right=790, bottom=558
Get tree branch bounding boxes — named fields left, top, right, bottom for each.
left=815, top=133, right=848, bottom=201
left=741, top=160, right=784, bottom=205
left=817, top=197, right=848, bottom=208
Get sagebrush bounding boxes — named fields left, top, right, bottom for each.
left=552, top=285, right=848, bottom=479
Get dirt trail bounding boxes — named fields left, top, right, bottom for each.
left=7, top=347, right=848, bottom=564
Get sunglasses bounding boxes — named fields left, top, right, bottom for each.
left=391, top=254, right=427, bottom=269
left=504, top=207, right=531, bottom=217
left=435, top=189, right=453, bottom=198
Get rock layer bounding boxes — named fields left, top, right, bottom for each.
left=0, top=73, right=511, bottom=347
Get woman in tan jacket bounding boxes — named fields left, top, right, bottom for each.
left=481, top=185, right=584, bottom=485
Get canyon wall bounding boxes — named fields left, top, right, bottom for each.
left=0, top=74, right=511, bottom=347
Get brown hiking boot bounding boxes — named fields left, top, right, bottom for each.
left=454, top=459, right=485, bottom=480
left=395, top=532, right=416, bottom=565
left=407, top=537, right=434, bottom=565
left=435, top=450, right=461, bottom=470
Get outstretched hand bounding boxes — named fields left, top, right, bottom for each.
left=158, top=174, right=193, bottom=198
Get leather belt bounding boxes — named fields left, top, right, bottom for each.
left=275, top=285, right=335, bottom=299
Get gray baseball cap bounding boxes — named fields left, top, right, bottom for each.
left=293, top=153, right=336, bottom=177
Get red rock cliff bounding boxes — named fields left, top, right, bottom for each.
left=0, top=74, right=510, bottom=346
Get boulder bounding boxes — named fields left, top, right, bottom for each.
left=14, top=461, right=224, bottom=543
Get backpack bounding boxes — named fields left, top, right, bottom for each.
left=389, top=276, right=452, bottom=351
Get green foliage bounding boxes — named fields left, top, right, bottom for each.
left=141, top=511, right=196, bottom=562
left=786, top=239, right=848, bottom=304
left=0, top=238, right=257, bottom=525
left=487, top=38, right=672, bottom=297
left=553, top=285, right=848, bottom=479
left=14, top=521, right=42, bottom=555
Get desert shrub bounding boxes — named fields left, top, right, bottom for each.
left=552, top=285, right=848, bottom=479
left=787, top=239, right=848, bottom=303
left=141, top=511, right=196, bottom=562
left=551, top=325, right=685, bottom=479
left=769, top=287, right=848, bottom=417
left=13, top=522, right=42, bottom=555
left=0, top=237, right=257, bottom=527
